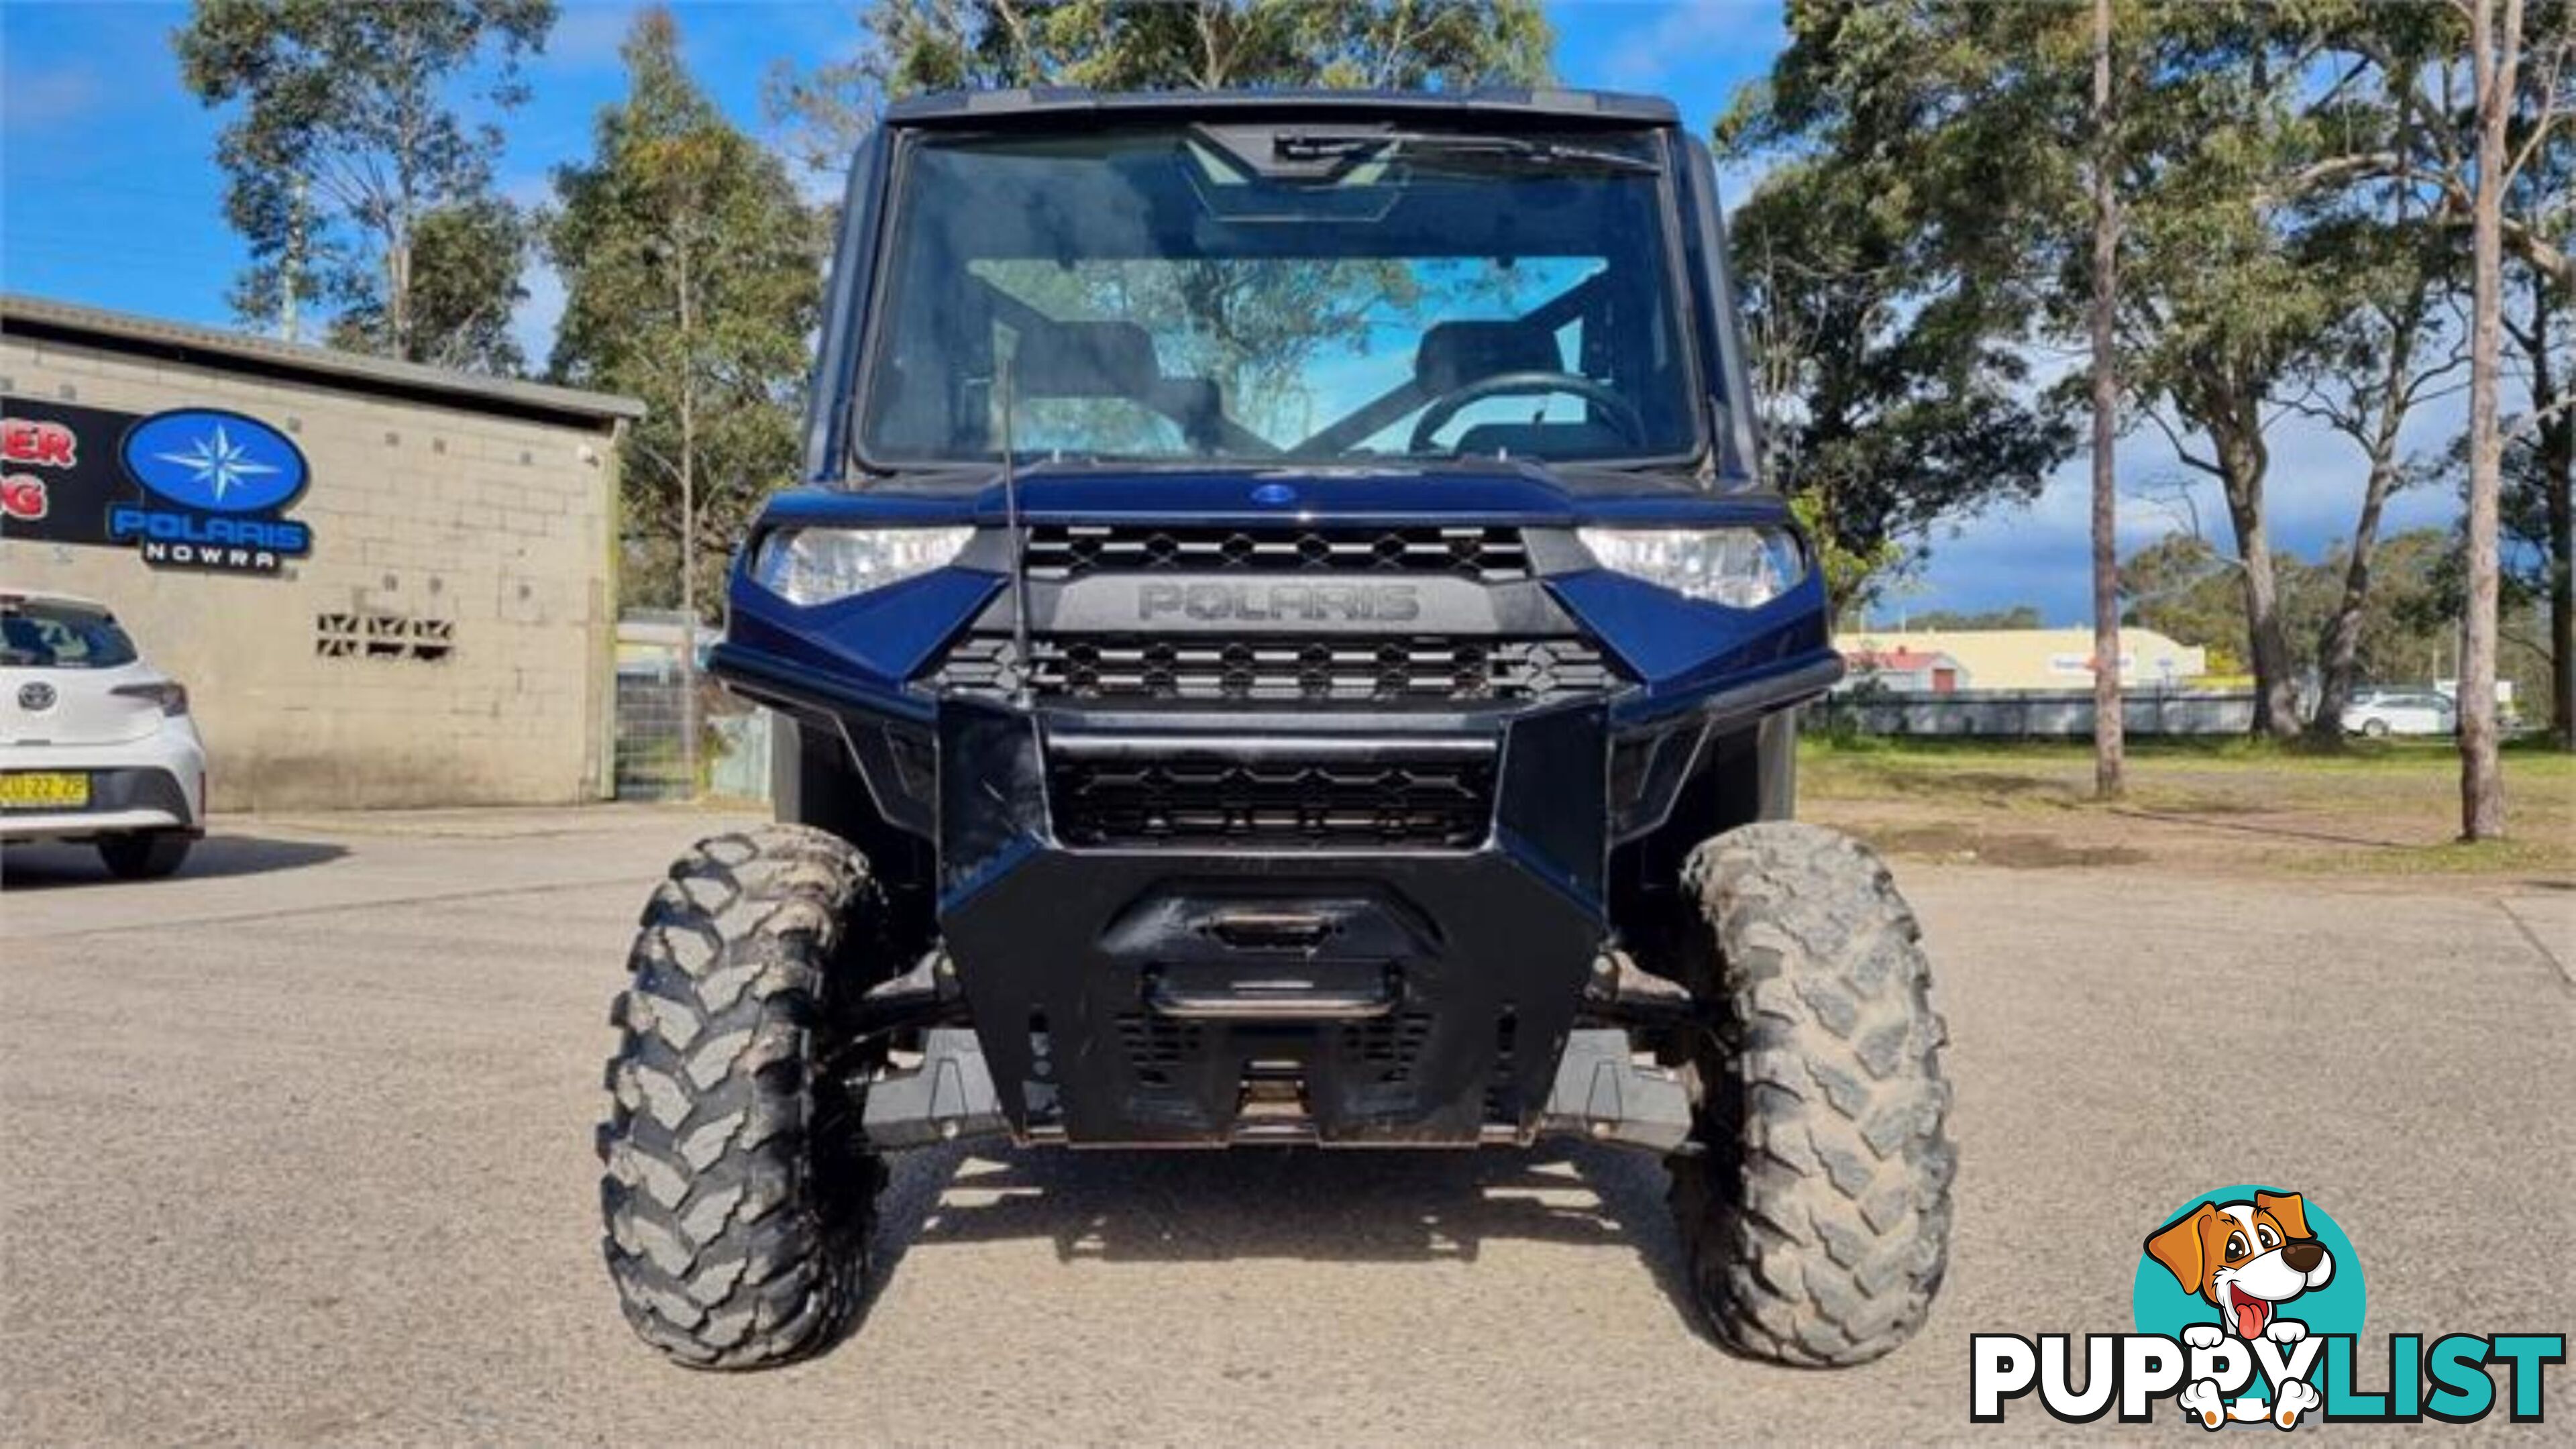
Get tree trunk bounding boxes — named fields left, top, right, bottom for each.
left=2089, top=0, right=2125, bottom=798
left=2458, top=0, right=2518, bottom=839
left=387, top=233, right=413, bottom=359
left=676, top=237, right=700, bottom=802
left=2527, top=278, right=2575, bottom=751
left=2308, top=449, right=2400, bottom=746
left=2548, top=405, right=2574, bottom=753
left=2214, top=424, right=2299, bottom=738
left=2307, top=315, right=2422, bottom=746
left=282, top=175, right=307, bottom=344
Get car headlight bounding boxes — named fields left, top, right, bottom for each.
left=750, top=527, right=975, bottom=605
left=1577, top=526, right=1809, bottom=608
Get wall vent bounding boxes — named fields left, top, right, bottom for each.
left=316, top=612, right=453, bottom=663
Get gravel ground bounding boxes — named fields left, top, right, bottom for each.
left=2, top=807, right=2569, bottom=1446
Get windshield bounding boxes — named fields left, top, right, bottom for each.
left=858, top=124, right=1703, bottom=468
left=0, top=600, right=138, bottom=668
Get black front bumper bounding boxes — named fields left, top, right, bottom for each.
left=933, top=696, right=1611, bottom=1146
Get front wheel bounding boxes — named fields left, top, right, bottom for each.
left=1668, top=822, right=1954, bottom=1366
left=98, top=831, right=191, bottom=879
left=598, top=825, right=886, bottom=1368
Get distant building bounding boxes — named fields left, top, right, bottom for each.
left=1834, top=626, right=2208, bottom=692
left=3, top=293, right=643, bottom=810
left=1842, top=645, right=1967, bottom=694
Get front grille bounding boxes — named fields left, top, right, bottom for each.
left=933, top=635, right=1612, bottom=703
left=1116, top=1013, right=1208, bottom=1087
left=1338, top=1013, right=1436, bottom=1085
left=1053, top=755, right=1495, bottom=848
left=1026, top=525, right=1530, bottom=582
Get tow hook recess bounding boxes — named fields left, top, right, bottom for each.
left=1205, top=909, right=1338, bottom=952
left=1145, top=959, right=1397, bottom=1020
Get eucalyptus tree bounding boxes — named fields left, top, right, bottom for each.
left=2300, top=0, right=2573, bottom=782
left=174, top=0, right=554, bottom=368
left=2285, top=195, right=2466, bottom=745
left=2108, top=5, right=2375, bottom=739
left=1727, top=3, right=2483, bottom=741
left=1714, top=1, right=2084, bottom=611
left=548, top=7, right=827, bottom=790
left=767, top=0, right=1554, bottom=178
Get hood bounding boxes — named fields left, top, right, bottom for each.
left=762, top=460, right=1785, bottom=533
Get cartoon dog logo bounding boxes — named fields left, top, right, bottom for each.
left=2145, top=1190, right=2337, bottom=1429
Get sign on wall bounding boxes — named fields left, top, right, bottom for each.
left=1, top=397, right=317, bottom=576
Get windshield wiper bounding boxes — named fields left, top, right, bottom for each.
left=1271, top=130, right=1660, bottom=176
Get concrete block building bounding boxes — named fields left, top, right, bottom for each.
left=2, top=294, right=643, bottom=810
left=1835, top=625, right=2210, bottom=692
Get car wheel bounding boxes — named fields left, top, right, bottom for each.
left=1666, top=822, right=1955, bottom=1366
left=2360, top=718, right=2390, bottom=739
left=600, top=824, right=890, bottom=1369
left=97, top=832, right=192, bottom=879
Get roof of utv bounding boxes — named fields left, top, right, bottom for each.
left=881, top=85, right=1680, bottom=129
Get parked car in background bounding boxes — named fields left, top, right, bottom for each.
left=1, top=591, right=205, bottom=877
left=2341, top=690, right=2455, bottom=738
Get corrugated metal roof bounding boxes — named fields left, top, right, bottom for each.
left=1, top=292, right=645, bottom=427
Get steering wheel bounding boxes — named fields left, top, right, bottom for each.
left=1407, top=370, right=1650, bottom=454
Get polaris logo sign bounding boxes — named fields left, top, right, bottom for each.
left=0, top=398, right=317, bottom=576
left=113, top=409, right=314, bottom=574
left=1137, top=582, right=1420, bottom=623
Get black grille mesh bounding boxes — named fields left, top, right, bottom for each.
left=934, top=635, right=1611, bottom=703
left=1053, top=756, right=1495, bottom=848
left=1026, top=525, right=1529, bottom=582
left=1338, top=1013, right=1436, bottom=1085
left=1115, top=1014, right=1207, bottom=1087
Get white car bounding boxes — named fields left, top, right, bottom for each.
left=1, top=590, right=206, bottom=877
left=2340, top=690, right=2455, bottom=739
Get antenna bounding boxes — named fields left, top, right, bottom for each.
left=998, top=354, right=1036, bottom=708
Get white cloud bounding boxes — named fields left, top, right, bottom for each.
left=1, top=64, right=102, bottom=130
left=498, top=169, right=557, bottom=211
left=1594, top=0, right=1784, bottom=92
left=539, top=1, right=637, bottom=72
left=1907, top=395, right=2471, bottom=622
left=511, top=261, right=567, bottom=371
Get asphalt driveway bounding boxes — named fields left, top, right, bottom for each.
left=2, top=808, right=2569, bottom=1444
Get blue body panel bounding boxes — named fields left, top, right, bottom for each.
left=724, top=565, right=1002, bottom=722
left=1544, top=568, right=1829, bottom=720
left=757, top=464, right=1786, bottom=529
left=722, top=464, right=1839, bottom=726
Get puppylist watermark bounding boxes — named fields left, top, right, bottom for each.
left=1969, top=1187, right=2563, bottom=1430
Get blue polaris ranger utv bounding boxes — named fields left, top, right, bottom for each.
left=600, top=87, right=1952, bottom=1371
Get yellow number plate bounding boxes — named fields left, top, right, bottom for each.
left=0, top=772, right=90, bottom=809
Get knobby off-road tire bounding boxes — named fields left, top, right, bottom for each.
left=1669, top=822, right=1954, bottom=1366
left=599, top=825, right=885, bottom=1369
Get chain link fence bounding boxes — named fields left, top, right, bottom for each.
left=614, top=612, right=771, bottom=802
left=1809, top=686, right=2260, bottom=738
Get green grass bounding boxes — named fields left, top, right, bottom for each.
left=1799, top=731, right=2575, bottom=878
left=2278, top=837, right=2576, bottom=876
left=1801, top=731, right=2575, bottom=776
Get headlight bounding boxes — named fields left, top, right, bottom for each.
left=1577, top=526, right=1808, bottom=608
left=750, top=527, right=975, bottom=604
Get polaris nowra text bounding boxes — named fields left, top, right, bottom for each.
left=598, top=86, right=1953, bottom=1371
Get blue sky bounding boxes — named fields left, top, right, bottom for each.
left=0, top=0, right=2461, bottom=623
